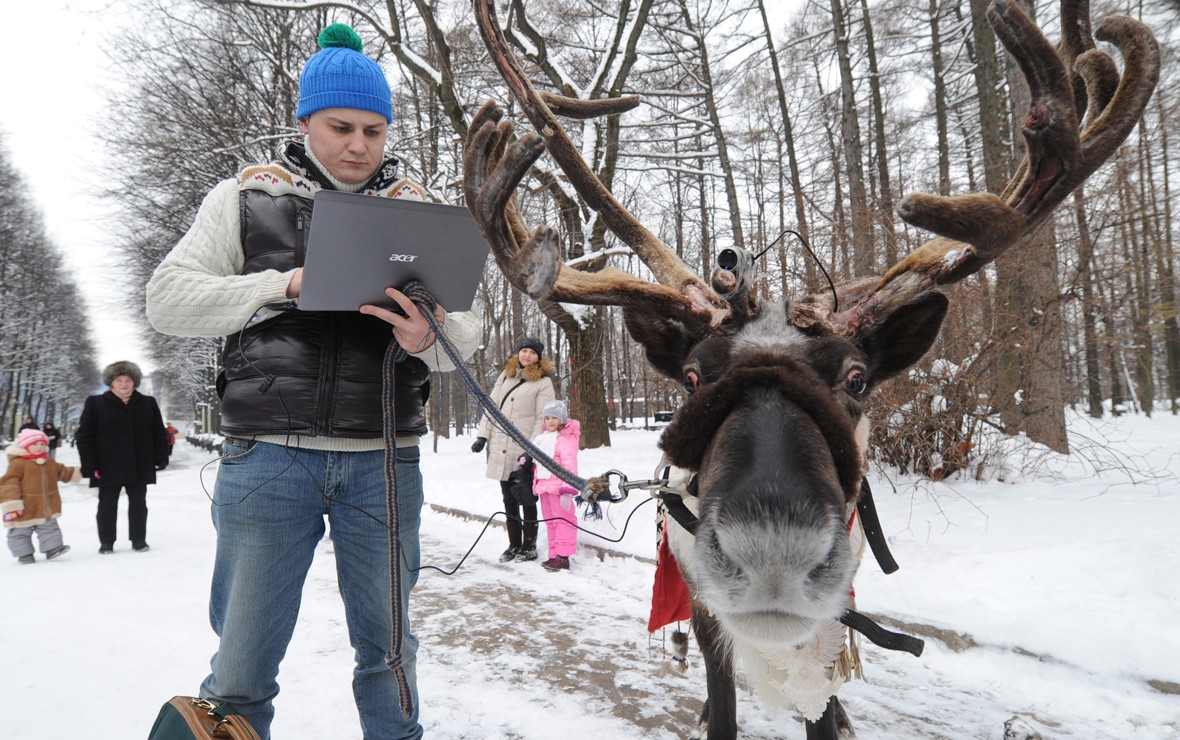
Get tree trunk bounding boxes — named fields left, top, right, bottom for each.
left=1127, top=144, right=1155, bottom=416
left=1072, top=189, right=1104, bottom=418
left=756, top=0, right=815, bottom=288
left=929, top=0, right=952, bottom=197
left=548, top=305, right=611, bottom=449
left=1141, top=111, right=1177, bottom=415
left=859, top=0, right=897, bottom=267
left=829, top=0, right=873, bottom=275
left=987, top=0, right=1068, bottom=452
left=676, top=0, right=744, bottom=249
left=1155, top=98, right=1180, bottom=414
left=1115, top=152, right=1147, bottom=414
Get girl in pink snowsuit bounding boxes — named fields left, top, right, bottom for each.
left=532, top=399, right=580, bottom=571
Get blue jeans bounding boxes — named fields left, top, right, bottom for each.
left=199, top=439, right=423, bottom=739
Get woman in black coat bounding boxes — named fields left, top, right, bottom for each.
left=75, top=361, right=170, bottom=554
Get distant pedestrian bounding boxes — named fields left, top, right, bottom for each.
left=2, top=429, right=80, bottom=564
left=75, top=361, right=170, bottom=554
left=165, top=422, right=178, bottom=449
left=42, top=422, right=62, bottom=459
left=530, top=400, right=581, bottom=571
left=18, top=416, right=38, bottom=432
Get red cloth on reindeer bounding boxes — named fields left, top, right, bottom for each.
left=648, top=526, right=692, bottom=632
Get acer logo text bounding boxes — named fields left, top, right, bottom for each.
left=389, top=254, right=419, bottom=262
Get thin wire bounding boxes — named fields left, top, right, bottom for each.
left=782, top=229, right=839, bottom=313
left=415, top=497, right=655, bottom=576
left=201, top=292, right=651, bottom=580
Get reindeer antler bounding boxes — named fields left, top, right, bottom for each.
left=791, top=0, right=1159, bottom=338
left=464, top=0, right=730, bottom=331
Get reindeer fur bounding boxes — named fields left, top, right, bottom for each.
left=647, top=300, right=947, bottom=736
left=465, top=1, right=1160, bottom=735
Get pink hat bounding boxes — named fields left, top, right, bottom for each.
left=16, top=429, right=49, bottom=451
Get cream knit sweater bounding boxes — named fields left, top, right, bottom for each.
left=146, top=149, right=480, bottom=370
left=145, top=147, right=482, bottom=449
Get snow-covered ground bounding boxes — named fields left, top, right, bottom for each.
left=2, top=410, right=1178, bottom=738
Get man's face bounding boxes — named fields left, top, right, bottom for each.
left=299, top=108, right=389, bottom=185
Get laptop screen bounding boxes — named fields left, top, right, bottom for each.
left=298, top=190, right=489, bottom=312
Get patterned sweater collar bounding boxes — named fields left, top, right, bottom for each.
left=276, top=139, right=403, bottom=194
left=238, top=141, right=427, bottom=202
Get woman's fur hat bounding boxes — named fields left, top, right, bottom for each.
left=102, top=360, right=143, bottom=388
left=518, top=336, right=544, bottom=356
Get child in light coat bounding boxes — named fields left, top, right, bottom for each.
left=2, top=429, right=80, bottom=564
left=531, top=400, right=581, bottom=571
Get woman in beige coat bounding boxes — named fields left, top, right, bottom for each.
left=471, top=337, right=556, bottom=562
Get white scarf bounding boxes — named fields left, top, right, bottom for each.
left=303, top=136, right=366, bottom=193
left=532, top=430, right=558, bottom=478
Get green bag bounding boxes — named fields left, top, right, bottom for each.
left=147, top=696, right=260, bottom=740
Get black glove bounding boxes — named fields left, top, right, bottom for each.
left=155, top=462, right=168, bottom=471
left=470, top=437, right=487, bottom=453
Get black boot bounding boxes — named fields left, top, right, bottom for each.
left=501, top=518, right=523, bottom=563
left=515, top=532, right=538, bottom=562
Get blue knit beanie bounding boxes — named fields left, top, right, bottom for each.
left=296, top=24, right=393, bottom=123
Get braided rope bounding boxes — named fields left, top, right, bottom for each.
left=380, top=337, right=414, bottom=720
left=400, top=281, right=593, bottom=498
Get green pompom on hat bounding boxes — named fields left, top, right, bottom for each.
left=296, top=23, right=392, bottom=122
left=318, top=23, right=364, bottom=52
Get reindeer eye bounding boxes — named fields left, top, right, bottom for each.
left=846, top=369, right=867, bottom=395
left=683, top=369, right=700, bottom=394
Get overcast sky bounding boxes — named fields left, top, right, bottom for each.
left=1, top=1, right=803, bottom=376
left=1, top=1, right=143, bottom=370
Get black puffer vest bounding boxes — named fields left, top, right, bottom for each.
left=217, top=188, right=430, bottom=438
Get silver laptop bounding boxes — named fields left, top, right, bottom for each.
left=298, top=190, right=489, bottom=312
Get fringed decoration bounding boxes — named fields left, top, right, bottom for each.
left=760, top=618, right=851, bottom=722
left=671, top=629, right=690, bottom=673
left=580, top=496, right=605, bottom=521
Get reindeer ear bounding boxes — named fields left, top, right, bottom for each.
left=623, top=309, right=700, bottom=380
left=859, top=291, right=948, bottom=384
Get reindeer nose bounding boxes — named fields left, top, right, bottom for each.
left=702, top=497, right=850, bottom=595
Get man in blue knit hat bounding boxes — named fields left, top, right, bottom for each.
left=147, top=23, right=480, bottom=739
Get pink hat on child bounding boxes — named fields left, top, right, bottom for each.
left=16, top=429, right=49, bottom=451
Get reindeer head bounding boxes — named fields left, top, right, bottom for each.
left=465, top=0, right=1158, bottom=648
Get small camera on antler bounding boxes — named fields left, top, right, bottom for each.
left=714, top=247, right=757, bottom=300
left=716, top=247, right=753, bottom=273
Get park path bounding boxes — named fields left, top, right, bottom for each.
left=410, top=507, right=707, bottom=737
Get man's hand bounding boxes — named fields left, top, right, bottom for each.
left=360, top=288, right=445, bottom=353
left=285, top=268, right=303, bottom=298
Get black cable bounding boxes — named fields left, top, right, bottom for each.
left=201, top=289, right=651, bottom=579
left=782, top=229, right=839, bottom=313
left=414, top=497, right=655, bottom=576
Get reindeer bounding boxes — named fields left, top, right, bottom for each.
left=462, top=0, right=1159, bottom=736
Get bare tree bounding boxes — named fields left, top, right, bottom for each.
left=0, top=140, right=98, bottom=432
